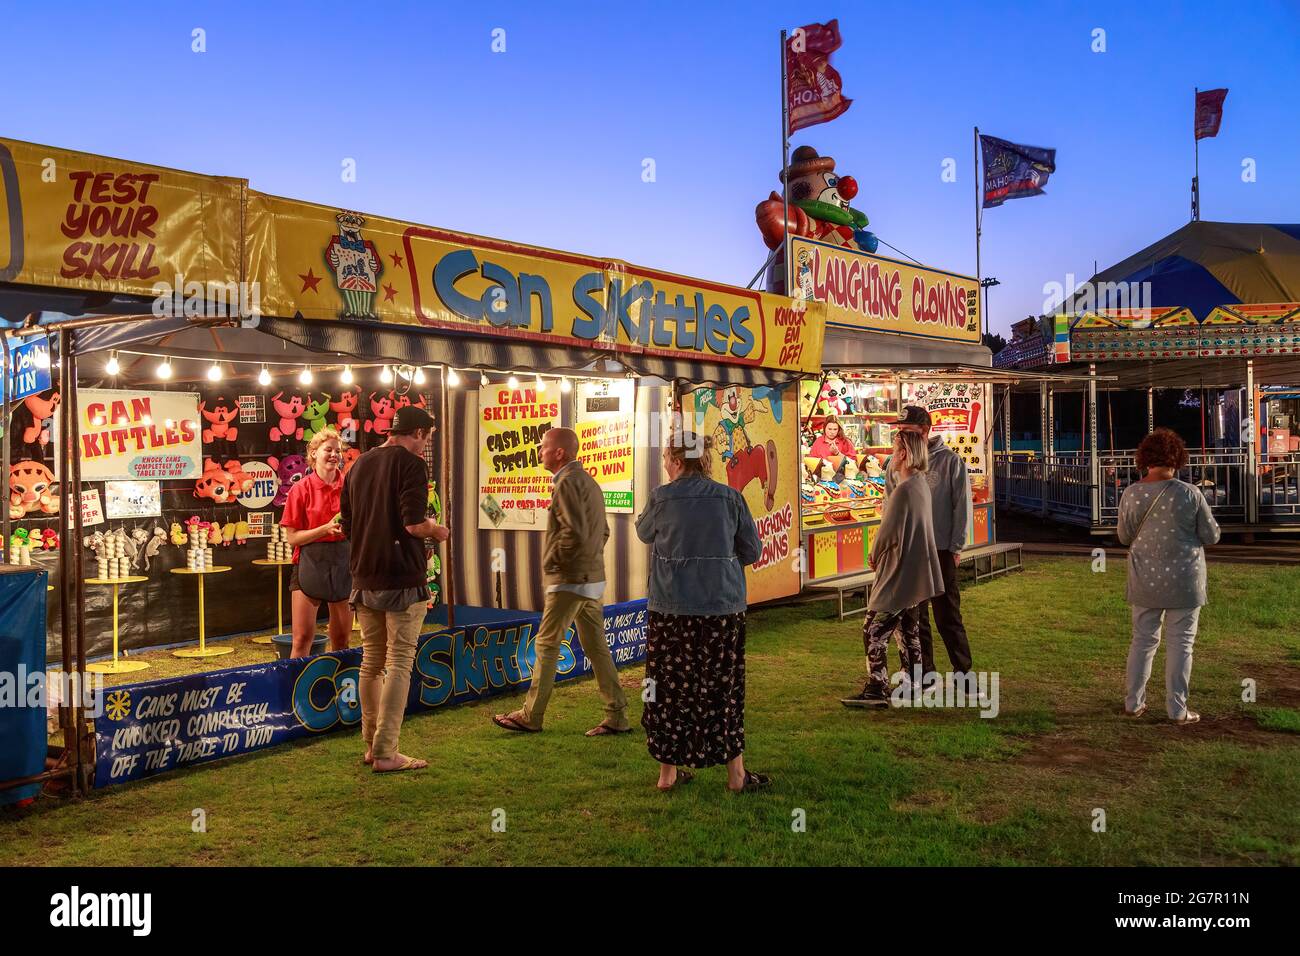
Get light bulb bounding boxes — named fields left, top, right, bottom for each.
left=207, top=362, right=222, bottom=382
left=156, top=358, right=173, bottom=380
left=480, top=371, right=489, bottom=387
left=105, top=352, right=120, bottom=376
left=258, top=365, right=272, bottom=386
left=299, top=366, right=313, bottom=386
left=447, top=368, right=461, bottom=387
left=507, top=374, right=519, bottom=390
left=414, top=367, right=426, bottom=386
left=560, top=377, right=572, bottom=394
left=536, top=376, right=547, bottom=392
left=341, top=366, right=353, bottom=385
left=380, top=365, right=394, bottom=384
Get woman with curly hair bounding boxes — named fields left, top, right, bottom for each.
left=1118, top=428, right=1221, bottom=724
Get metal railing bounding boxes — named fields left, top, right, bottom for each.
left=1260, top=453, right=1300, bottom=517
left=997, top=447, right=1270, bottom=526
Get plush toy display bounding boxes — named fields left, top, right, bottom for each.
left=341, top=447, right=360, bottom=476
left=20, top=390, right=60, bottom=447
left=234, top=521, right=250, bottom=546
left=9, top=460, right=59, bottom=519
left=220, top=521, right=237, bottom=547
left=268, top=454, right=309, bottom=507
left=302, top=394, right=332, bottom=443
left=170, top=522, right=187, bottom=547
left=198, top=396, right=239, bottom=444
left=194, top=459, right=253, bottom=504
left=269, top=391, right=308, bottom=442
left=41, top=528, right=59, bottom=550
left=755, top=145, right=877, bottom=254
left=330, top=387, right=361, bottom=436
left=363, top=391, right=397, bottom=436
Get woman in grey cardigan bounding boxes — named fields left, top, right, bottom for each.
left=635, top=433, right=769, bottom=793
left=842, top=430, right=945, bottom=708
left=1118, top=428, right=1220, bottom=724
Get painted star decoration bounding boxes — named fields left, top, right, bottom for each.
left=299, top=268, right=322, bottom=293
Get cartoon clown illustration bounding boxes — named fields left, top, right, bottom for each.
left=711, top=386, right=780, bottom=513
left=325, top=211, right=383, bottom=319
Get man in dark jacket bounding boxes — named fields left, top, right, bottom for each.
left=493, top=427, right=629, bottom=736
left=341, top=405, right=449, bottom=773
left=888, top=405, right=974, bottom=676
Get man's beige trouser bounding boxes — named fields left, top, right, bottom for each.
left=520, top=589, right=628, bottom=730
left=357, top=601, right=425, bottom=759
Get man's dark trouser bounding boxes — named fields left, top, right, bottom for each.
left=918, top=550, right=973, bottom=675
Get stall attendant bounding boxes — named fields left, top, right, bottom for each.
left=282, top=426, right=352, bottom=657
left=1118, top=428, right=1221, bottom=724
left=635, top=432, right=769, bottom=793
left=809, top=416, right=857, bottom=472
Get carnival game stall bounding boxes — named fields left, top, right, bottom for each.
left=993, top=221, right=1300, bottom=532
left=0, top=136, right=825, bottom=794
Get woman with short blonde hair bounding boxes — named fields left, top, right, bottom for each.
left=281, top=426, right=353, bottom=657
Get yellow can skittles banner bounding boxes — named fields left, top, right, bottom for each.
left=247, top=193, right=824, bottom=375
left=789, top=237, right=980, bottom=343
left=0, top=137, right=243, bottom=296
left=575, top=379, right=635, bottom=512
left=683, top=383, right=801, bottom=604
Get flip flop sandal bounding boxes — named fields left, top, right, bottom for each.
left=585, top=723, right=633, bottom=737
left=657, top=768, right=694, bottom=791
left=372, top=756, right=428, bottom=774
left=1123, top=704, right=1147, bottom=718
left=493, top=713, right=541, bottom=733
left=730, top=770, right=771, bottom=793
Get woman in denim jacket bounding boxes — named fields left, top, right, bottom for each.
left=635, top=432, right=769, bottom=793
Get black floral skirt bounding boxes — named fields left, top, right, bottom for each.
left=641, top=610, right=746, bottom=768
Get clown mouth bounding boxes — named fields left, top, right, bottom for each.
left=794, top=200, right=868, bottom=228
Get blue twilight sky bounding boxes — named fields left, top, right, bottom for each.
left=3, top=0, right=1298, bottom=336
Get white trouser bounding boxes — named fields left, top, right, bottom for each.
left=1125, top=605, right=1201, bottom=719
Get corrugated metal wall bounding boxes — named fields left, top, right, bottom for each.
left=445, top=383, right=667, bottom=612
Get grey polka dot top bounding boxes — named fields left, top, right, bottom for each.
left=1117, top=479, right=1221, bottom=609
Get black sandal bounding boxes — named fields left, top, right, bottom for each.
left=657, top=768, right=694, bottom=791
left=730, top=770, right=772, bottom=793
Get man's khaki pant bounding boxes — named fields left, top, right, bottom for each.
left=520, top=590, right=628, bottom=730
left=357, top=601, right=425, bottom=760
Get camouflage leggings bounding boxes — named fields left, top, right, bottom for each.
left=862, top=606, right=923, bottom=694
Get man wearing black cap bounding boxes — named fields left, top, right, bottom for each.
left=888, top=405, right=974, bottom=677
left=341, top=404, right=449, bottom=773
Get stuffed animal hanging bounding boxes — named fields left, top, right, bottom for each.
left=268, top=454, right=308, bottom=507
left=198, top=396, right=239, bottom=444
left=302, top=394, right=331, bottom=443
left=9, top=460, right=59, bottom=519
left=20, top=390, right=60, bottom=447
left=363, top=391, right=397, bottom=436
left=269, top=391, right=308, bottom=442
left=330, top=387, right=361, bottom=437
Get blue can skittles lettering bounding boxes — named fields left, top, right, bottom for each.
left=292, top=655, right=361, bottom=732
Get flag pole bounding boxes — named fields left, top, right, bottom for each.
left=974, top=126, right=982, bottom=287
left=1192, top=87, right=1200, bottom=221
left=780, top=29, right=792, bottom=295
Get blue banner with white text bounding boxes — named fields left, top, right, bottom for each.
left=94, top=599, right=648, bottom=787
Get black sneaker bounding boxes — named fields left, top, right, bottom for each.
left=840, top=686, right=890, bottom=708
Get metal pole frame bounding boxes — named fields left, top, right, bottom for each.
left=1245, top=359, right=1258, bottom=525
left=780, top=29, right=792, bottom=296
left=1088, top=363, right=1100, bottom=525
left=1039, top=381, right=1049, bottom=515
left=1, top=329, right=11, bottom=562
left=974, top=127, right=982, bottom=289
left=1147, top=387, right=1154, bottom=434
left=440, top=363, right=455, bottom=630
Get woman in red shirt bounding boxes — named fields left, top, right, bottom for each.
left=281, top=426, right=352, bottom=656
left=809, top=416, right=857, bottom=472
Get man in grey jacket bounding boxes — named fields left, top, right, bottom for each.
left=887, top=406, right=974, bottom=676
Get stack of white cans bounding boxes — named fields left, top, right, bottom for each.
left=98, top=529, right=130, bottom=580
left=16, top=543, right=33, bottom=566
left=267, top=524, right=291, bottom=562
left=186, top=525, right=214, bottom=571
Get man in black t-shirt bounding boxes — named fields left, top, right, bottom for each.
left=341, top=405, right=449, bottom=773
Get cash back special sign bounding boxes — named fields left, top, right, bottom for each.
left=95, top=601, right=648, bottom=787
left=576, top=379, right=635, bottom=512
left=684, top=383, right=800, bottom=604
left=790, top=237, right=980, bottom=343
left=248, top=194, right=824, bottom=376
left=0, top=137, right=243, bottom=295
left=75, top=388, right=202, bottom=481
left=478, top=383, right=558, bottom=531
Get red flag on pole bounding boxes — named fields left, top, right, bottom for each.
left=786, top=20, right=852, bottom=133
left=1195, top=88, right=1228, bottom=140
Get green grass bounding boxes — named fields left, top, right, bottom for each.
left=4, top=555, right=1298, bottom=866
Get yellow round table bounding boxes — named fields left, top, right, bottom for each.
left=169, top=566, right=234, bottom=658
left=84, top=576, right=152, bottom=674
left=251, top=558, right=295, bottom=644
